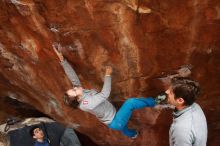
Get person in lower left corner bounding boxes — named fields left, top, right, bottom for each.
left=30, top=126, right=49, bottom=146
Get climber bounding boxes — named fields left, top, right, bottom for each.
left=53, top=46, right=167, bottom=139
left=30, top=126, right=50, bottom=146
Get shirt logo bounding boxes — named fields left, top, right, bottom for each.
left=83, top=100, right=88, bottom=105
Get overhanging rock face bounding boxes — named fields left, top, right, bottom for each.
left=0, top=0, right=220, bottom=145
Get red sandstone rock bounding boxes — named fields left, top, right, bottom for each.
left=0, top=0, right=220, bottom=145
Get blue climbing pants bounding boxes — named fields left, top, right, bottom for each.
left=108, top=97, right=156, bottom=138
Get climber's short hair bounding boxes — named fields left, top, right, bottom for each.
left=63, top=92, right=79, bottom=109
left=171, top=77, right=200, bottom=106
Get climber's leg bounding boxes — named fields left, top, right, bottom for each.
left=108, top=97, right=156, bottom=137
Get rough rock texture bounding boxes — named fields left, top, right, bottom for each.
left=0, top=0, right=220, bottom=145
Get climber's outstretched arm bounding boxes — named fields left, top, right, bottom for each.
left=61, top=60, right=82, bottom=87
left=53, top=47, right=82, bottom=87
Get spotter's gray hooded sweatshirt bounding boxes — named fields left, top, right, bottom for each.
left=169, top=103, right=207, bottom=146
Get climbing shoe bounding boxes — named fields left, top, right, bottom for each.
left=155, top=92, right=167, bottom=104
left=131, top=131, right=139, bottom=139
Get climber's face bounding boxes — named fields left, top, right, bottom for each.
left=66, top=87, right=83, bottom=99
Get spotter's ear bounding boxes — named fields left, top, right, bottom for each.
left=177, top=97, right=185, bottom=105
